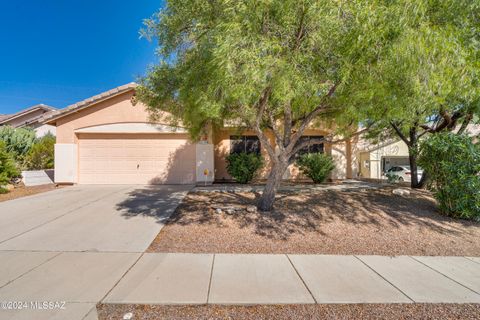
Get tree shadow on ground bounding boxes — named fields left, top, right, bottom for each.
left=116, top=185, right=192, bottom=224
left=164, top=187, right=478, bottom=241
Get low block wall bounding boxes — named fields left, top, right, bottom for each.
left=21, top=170, right=55, bottom=186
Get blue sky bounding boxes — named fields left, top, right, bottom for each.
left=0, top=1, right=163, bottom=114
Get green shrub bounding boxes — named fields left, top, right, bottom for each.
left=24, top=134, right=55, bottom=170
left=296, top=153, right=335, bottom=183
left=0, top=141, right=20, bottom=193
left=386, top=172, right=401, bottom=183
left=226, top=152, right=264, bottom=183
left=418, top=132, right=480, bottom=221
left=0, top=126, right=36, bottom=163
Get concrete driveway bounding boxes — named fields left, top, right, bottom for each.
left=0, top=185, right=192, bottom=320
left=0, top=185, right=192, bottom=252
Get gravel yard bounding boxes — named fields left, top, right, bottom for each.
left=147, top=187, right=480, bottom=255
left=97, top=303, right=480, bottom=320
left=0, top=184, right=59, bottom=203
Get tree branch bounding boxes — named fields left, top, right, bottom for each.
left=250, top=87, right=277, bottom=161
left=457, top=112, right=473, bottom=135
left=288, top=124, right=372, bottom=159
left=293, top=6, right=307, bottom=50
left=429, top=109, right=463, bottom=133
left=283, top=102, right=292, bottom=147
left=267, top=108, right=284, bottom=150
left=390, top=121, right=410, bottom=146
left=418, top=129, right=430, bottom=138
left=289, top=137, right=325, bottom=160
left=286, top=83, right=338, bottom=154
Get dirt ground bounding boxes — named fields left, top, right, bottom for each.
left=147, top=188, right=480, bottom=256
left=0, top=184, right=59, bottom=203
left=97, top=303, right=480, bottom=320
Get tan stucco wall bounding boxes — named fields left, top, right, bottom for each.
left=212, top=127, right=343, bottom=181
left=53, top=89, right=354, bottom=182
left=284, top=129, right=334, bottom=181
left=349, top=135, right=360, bottom=178
left=330, top=141, right=347, bottom=180
left=55, top=91, right=154, bottom=144
left=358, top=140, right=410, bottom=179
left=213, top=128, right=275, bottom=180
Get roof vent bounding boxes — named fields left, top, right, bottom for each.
left=130, top=94, right=138, bottom=106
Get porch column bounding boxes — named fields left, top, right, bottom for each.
left=196, top=143, right=214, bottom=184
left=54, top=143, right=78, bottom=183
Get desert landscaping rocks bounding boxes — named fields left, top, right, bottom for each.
left=193, top=180, right=381, bottom=194
left=97, top=303, right=480, bottom=320
left=148, top=188, right=480, bottom=256
left=392, top=188, right=411, bottom=196
left=212, top=205, right=246, bottom=215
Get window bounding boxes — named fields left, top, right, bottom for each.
left=295, top=136, right=324, bottom=157
left=230, top=136, right=261, bottom=155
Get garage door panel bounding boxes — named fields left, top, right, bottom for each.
left=78, top=134, right=195, bottom=184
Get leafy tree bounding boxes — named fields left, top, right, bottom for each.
left=139, top=0, right=404, bottom=210
left=0, top=126, right=36, bottom=164
left=418, top=133, right=480, bottom=220
left=296, top=153, right=335, bottom=183
left=226, top=152, right=264, bottom=184
left=0, top=141, right=19, bottom=193
left=344, top=0, right=480, bottom=188
left=24, top=133, right=55, bottom=170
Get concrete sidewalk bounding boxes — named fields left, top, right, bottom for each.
left=1, top=252, right=479, bottom=319
left=105, top=253, right=480, bottom=305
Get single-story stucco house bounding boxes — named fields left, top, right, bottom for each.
left=357, top=140, right=410, bottom=180
left=0, top=104, right=57, bottom=137
left=42, top=83, right=359, bottom=185
left=356, top=123, right=480, bottom=180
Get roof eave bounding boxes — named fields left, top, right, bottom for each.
left=0, top=104, right=57, bottom=125
left=42, top=83, right=138, bottom=125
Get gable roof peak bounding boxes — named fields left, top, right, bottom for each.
left=42, top=82, right=138, bottom=124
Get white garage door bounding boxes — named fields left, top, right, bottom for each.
left=78, top=133, right=195, bottom=184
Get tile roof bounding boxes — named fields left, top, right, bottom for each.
left=42, top=82, right=138, bottom=123
left=0, top=104, right=57, bottom=125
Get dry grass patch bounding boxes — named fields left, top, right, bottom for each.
left=148, top=187, right=480, bottom=255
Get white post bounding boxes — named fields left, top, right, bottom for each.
left=54, top=144, right=78, bottom=183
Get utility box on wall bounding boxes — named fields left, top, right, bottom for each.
left=195, top=143, right=214, bottom=184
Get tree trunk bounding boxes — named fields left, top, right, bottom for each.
left=407, top=126, right=423, bottom=189
left=417, top=171, right=427, bottom=188
left=257, top=162, right=288, bottom=211
left=408, top=146, right=427, bottom=188
left=408, top=152, right=421, bottom=188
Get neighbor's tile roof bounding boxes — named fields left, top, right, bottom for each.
left=42, top=82, right=138, bottom=123
left=0, top=104, right=57, bottom=125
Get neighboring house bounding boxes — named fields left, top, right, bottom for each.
left=0, top=104, right=57, bottom=137
left=357, top=123, right=480, bottom=180
left=42, top=83, right=357, bottom=185
left=357, top=140, right=410, bottom=180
